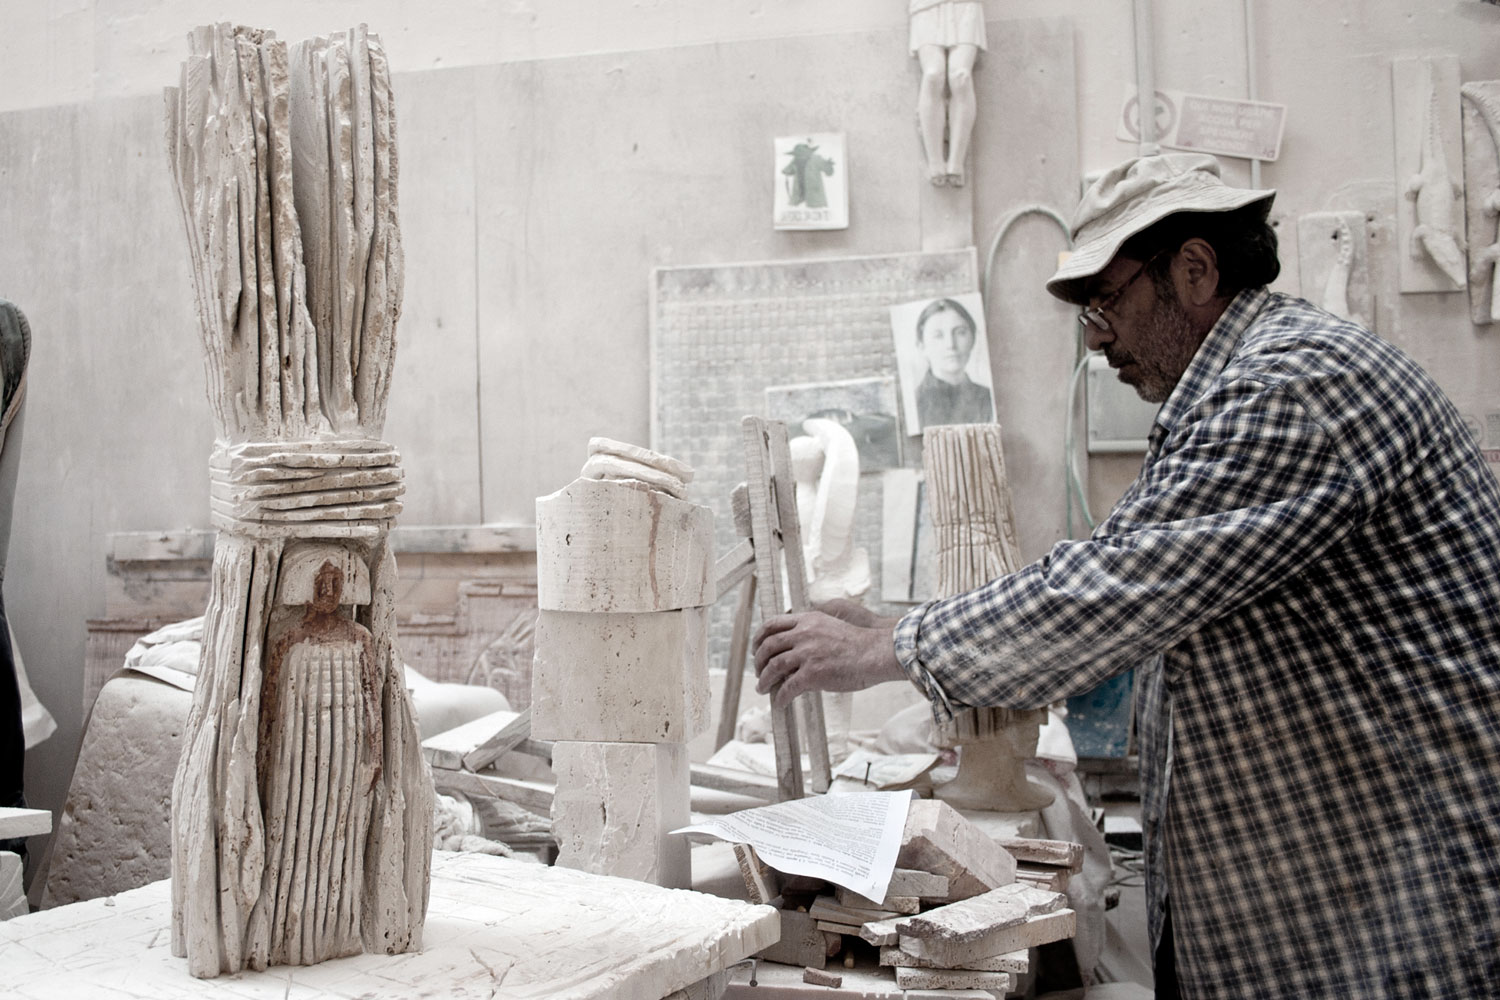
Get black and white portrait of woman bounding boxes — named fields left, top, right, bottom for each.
left=889, top=292, right=995, bottom=434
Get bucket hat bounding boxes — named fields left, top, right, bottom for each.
left=1046, top=153, right=1275, bottom=305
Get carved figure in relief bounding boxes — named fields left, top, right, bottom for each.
left=1462, top=82, right=1500, bottom=321
left=909, top=0, right=986, bottom=186
left=1318, top=218, right=1364, bottom=327
left=252, top=551, right=380, bottom=966
left=1407, top=61, right=1468, bottom=287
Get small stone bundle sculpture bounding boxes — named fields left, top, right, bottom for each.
left=922, top=424, right=1052, bottom=812
left=164, top=23, right=431, bottom=977
left=532, top=438, right=715, bottom=888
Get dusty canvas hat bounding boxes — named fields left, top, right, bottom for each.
left=1046, top=153, right=1275, bottom=305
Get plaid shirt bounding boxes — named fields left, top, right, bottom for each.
left=895, top=289, right=1500, bottom=997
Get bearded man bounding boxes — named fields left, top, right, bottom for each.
left=753, top=154, right=1500, bottom=998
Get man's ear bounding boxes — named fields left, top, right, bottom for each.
left=1175, top=237, right=1222, bottom=307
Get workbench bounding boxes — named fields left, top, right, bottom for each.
left=2, top=850, right=778, bottom=999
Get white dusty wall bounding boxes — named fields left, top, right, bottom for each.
left=2, top=0, right=1499, bottom=859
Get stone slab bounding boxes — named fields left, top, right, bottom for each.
left=41, top=676, right=190, bottom=908
left=879, top=945, right=1027, bottom=973
left=900, top=908, right=1076, bottom=968
left=756, top=907, right=833, bottom=969
left=897, top=882, right=1066, bottom=944
left=893, top=966, right=1013, bottom=991
left=535, top=477, right=713, bottom=613
left=0, top=808, right=51, bottom=840
left=4, top=852, right=779, bottom=999
left=551, top=740, right=692, bottom=889
left=532, top=607, right=710, bottom=743
left=896, top=799, right=1017, bottom=901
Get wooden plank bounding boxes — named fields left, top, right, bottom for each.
left=422, top=708, right=520, bottom=770
left=713, top=539, right=756, bottom=596
left=430, top=769, right=555, bottom=815
left=691, top=762, right=778, bottom=801
left=742, top=416, right=803, bottom=802
left=462, top=708, right=535, bottom=772
left=714, top=573, right=757, bottom=752
left=764, top=422, right=832, bottom=796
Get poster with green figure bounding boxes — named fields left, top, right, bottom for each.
left=773, top=133, right=848, bottom=230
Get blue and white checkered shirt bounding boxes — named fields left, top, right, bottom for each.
left=895, top=288, right=1500, bottom=997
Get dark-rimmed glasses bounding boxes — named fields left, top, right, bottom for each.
left=1078, top=251, right=1168, bottom=330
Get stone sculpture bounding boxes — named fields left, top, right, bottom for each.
left=533, top=438, right=714, bottom=887
left=922, top=425, right=1052, bottom=812
left=1296, top=212, right=1371, bottom=331
left=1404, top=58, right=1467, bottom=288
left=164, top=23, right=431, bottom=977
left=1462, top=80, right=1500, bottom=325
left=909, top=0, right=986, bottom=186
left=789, top=418, right=870, bottom=605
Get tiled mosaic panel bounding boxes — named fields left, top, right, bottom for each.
left=651, top=250, right=978, bottom=674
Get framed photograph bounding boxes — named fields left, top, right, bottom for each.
left=764, top=376, right=902, bottom=472
left=888, top=292, right=996, bottom=436
left=773, top=132, right=848, bottom=230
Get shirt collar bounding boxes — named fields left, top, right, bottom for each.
left=1146, top=286, right=1270, bottom=459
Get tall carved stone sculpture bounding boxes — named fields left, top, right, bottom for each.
left=923, top=424, right=1052, bottom=812
left=164, top=24, right=431, bottom=977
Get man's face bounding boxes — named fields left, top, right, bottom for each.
left=920, top=309, right=976, bottom=382
left=1082, top=255, right=1202, bottom=404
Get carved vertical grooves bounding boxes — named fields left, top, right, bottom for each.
left=165, top=23, right=429, bottom=978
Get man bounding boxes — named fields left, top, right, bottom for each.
left=913, top=296, right=994, bottom=428
left=754, top=154, right=1500, bottom=998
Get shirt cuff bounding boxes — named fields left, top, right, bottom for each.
left=894, top=601, right=957, bottom=724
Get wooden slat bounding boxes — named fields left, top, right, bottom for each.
left=742, top=416, right=802, bottom=801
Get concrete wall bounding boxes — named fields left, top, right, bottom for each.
left=2, top=0, right=1499, bottom=866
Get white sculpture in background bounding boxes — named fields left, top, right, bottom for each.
left=1407, top=59, right=1467, bottom=287
left=164, top=23, right=431, bottom=978
left=1461, top=80, right=1500, bottom=324
left=909, top=0, right=986, bottom=186
left=789, top=419, right=870, bottom=604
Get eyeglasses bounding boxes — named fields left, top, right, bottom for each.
left=1078, top=251, right=1168, bottom=330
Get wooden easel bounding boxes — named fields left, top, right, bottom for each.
left=712, top=416, right=831, bottom=800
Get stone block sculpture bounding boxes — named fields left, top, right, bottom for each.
left=1462, top=80, right=1500, bottom=325
left=922, top=425, right=1052, bottom=812
left=164, top=23, right=431, bottom=977
left=533, top=438, right=714, bottom=888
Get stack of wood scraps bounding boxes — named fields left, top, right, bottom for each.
left=732, top=798, right=1081, bottom=993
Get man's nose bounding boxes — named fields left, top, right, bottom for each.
left=1084, top=322, right=1112, bottom=352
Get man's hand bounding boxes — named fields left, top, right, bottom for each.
left=753, top=610, right=906, bottom=709
left=814, top=598, right=902, bottom=631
